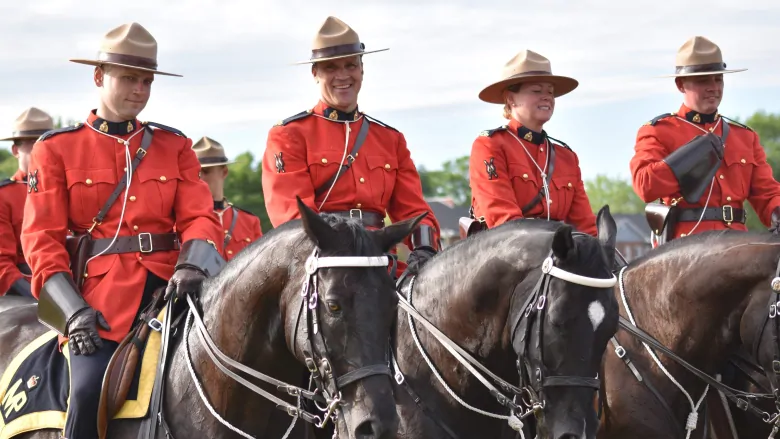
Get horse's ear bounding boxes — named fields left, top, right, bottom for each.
left=596, top=204, right=617, bottom=263
left=551, top=224, right=575, bottom=261
left=369, top=212, right=427, bottom=252
left=297, top=196, right=338, bottom=251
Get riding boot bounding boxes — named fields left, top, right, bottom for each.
left=63, top=340, right=118, bottom=439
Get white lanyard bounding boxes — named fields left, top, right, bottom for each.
left=507, top=131, right=551, bottom=221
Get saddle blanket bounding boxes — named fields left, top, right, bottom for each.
left=0, top=309, right=165, bottom=439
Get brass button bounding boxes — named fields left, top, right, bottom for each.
left=548, top=200, right=553, bottom=204
left=356, top=203, right=362, bottom=208
left=359, top=177, right=365, bottom=183
left=321, top=158, right=328, bottom=164
left=160, top=176, right=167, bottom=182
left=227, top=250, right=233, bottom=255
left=129, top=196, right=136, bottom=202
left=567, top=182, right=572, bottom=188
left=133, top=225, right=139, bottom=231
left=540, top=148, right=544, bottom=152
left=726, top=196, right=732, bottom=201
left=124, top=167, right=127, bottom=172
left=85, top=178, right=93, bottom=185
left=83, top=272, right=88, bottom=278
left=224, top=230, right=229, bottom=234
left=719, top=174, right=724, bottom=180
left=138, top=256, right=143, bottom=261
left=681, top=233, right=687, bottom=237
left=244, top=237, right=251, bottom=242
left=522, top=173, right=528, bottom=179
left=384, top=164, right=391, bottom=170
left=740, top=158, right=746, bottom=164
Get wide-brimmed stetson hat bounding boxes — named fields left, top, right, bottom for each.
left=192, top=137, right=235, bottom=168
left=660, top=36, right=746, bottom=78
left=295, top=16, right=388, bottom=65
left=70, top=22, right=182, bottom=77
left=479, top=50, right=579, bottom=104
left=0, top=107, right=54, bottom=142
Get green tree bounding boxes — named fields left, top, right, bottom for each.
left=223, top=151, right=272, bottom=232
left=418, top=156, right=471, bottom=207
left=584, top=174, right=645, bottom=214
left=0, top=150, right=16, bottom=179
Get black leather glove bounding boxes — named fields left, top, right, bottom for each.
left=67, top=307, right=111, bottom=356
left=164, top=267, right=206, bottom=302
left=405, top=246, right=437, bottom=274
left=770, top=207, right=780, bottom=234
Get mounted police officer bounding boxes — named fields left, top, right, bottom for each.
left=465, top=50, right=598, bottom=238
left=192, top=136, right=263, bottom=261
left=0, top=107, right=53, bottom=298
left=262, top=16, right=441, bottom=276
left=631, top=36, right=780, bottom=245
left=20, top=22, right=224, bottom=439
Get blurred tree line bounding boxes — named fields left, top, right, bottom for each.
left=1, top=110, right=778, bottom=234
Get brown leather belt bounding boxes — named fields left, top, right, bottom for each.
left=88, top=232, right=180, bottom=256
left=677, top=206, right=746, bottom=224
left=326, top=210, right=385, bottom=228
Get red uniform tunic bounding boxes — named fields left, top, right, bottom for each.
left=262, top=101, right=440, bottom=254
left=469, top=118, right=597, bottom=235
left=630, top=104, right=780, bottom=238
left=0, top=169, right=31, bottom=295
left=214, top=202, right=263, bottom=261
left=21, top=112, right=223, bottom=342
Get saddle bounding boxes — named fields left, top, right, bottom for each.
left=97, top=287, right=167, bottom=439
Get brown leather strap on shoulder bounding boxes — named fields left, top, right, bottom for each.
left=314, top=119, right=370, bottom=197
left=88, top=233, right=180, bottom=256
left=224, top=207, right=239, bottom=247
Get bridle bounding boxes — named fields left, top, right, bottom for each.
left=392, top=233, right=617, bottom=438
left=509, top=246, right=616, bottom=434
left=181, top=248, right=394, bottom=439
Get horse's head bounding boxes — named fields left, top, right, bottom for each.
left=512, top=206, right=619, bottom=439
left=295, top=198, right=423, bottom=439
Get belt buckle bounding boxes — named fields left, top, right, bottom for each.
left=138, top=232, right=154, bottom=253
left=722, top=205, right=734, bottom=225
left=349, top=209, right=363, bottom=220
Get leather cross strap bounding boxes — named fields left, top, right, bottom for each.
left=521, top=141, right=556, bottom=215
left=93, top=126, right=155, bottom=228
left=223, top=207, right=239, bottom=247
left=88, top=233, right=179, bottom=256
left=314, top=118, right=370, bottom=197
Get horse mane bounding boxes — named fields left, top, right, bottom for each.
left=628, top=229, right=780, bottom=269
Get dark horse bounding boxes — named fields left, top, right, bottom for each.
left=599, top=230, right=780, bottom=439
left=0, top=201, right=422, bottom=439
left=393, top=207, right=620, bottom=439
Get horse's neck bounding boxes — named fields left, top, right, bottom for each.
left=394, top=266, right=520, bottom=437
left=164, top=275, right=304, bottom=437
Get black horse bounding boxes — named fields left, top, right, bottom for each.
left=599, top=231, right=780, bottom=439
left=0, top=200, right=421, bottom=439
left=392, top=207, right=620, bottom=439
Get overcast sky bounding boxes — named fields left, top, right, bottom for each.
left=2, top=0, right=779, bottom=181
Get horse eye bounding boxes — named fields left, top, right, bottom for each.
left=327, top=301, right=341, bottom=313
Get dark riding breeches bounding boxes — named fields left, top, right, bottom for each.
left=64, top=339, right=118, bottom=439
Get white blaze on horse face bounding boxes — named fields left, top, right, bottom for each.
left=588, top=301, right=606, bottom=331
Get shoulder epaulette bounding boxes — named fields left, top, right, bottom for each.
left=274, top=110, right=312, bottom=127
left=37, top=123, right=85, bottom=142
left=232, top=205, right=258, bottom=217
left=721, top=116, right=753, bottom=131
left=0, top=178, right=18, bottom=189
left=644, top=113, right=675, bottom=126
left=479, top=126, right=508, bottom=137
left=546, top=135, right=572, bottom=151
left=364, top=114, right=399, bottom=132
left=144, top=122, right=185, bottom=137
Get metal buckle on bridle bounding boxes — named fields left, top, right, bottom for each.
left=316, top=392, right=342, bottom=429
left=614, top=345, right=627, bottom=359
left=147, top=318, right=163, bottom=332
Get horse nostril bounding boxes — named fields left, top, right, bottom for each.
left=556, top=435, right=581, bottom=439
left=355, top=418, right=391, bottom=439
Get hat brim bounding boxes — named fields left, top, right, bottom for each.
left=199, top=159, right=236, bottom=168
left=478, top=73, right=579, bottom=104
left=0, top=134, right=42, bottom=142
left=293, top=48, right=389, bottom=65
left=69, top=59, right=183, bottom=77
left=658, top=68, right=747, bottom=78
